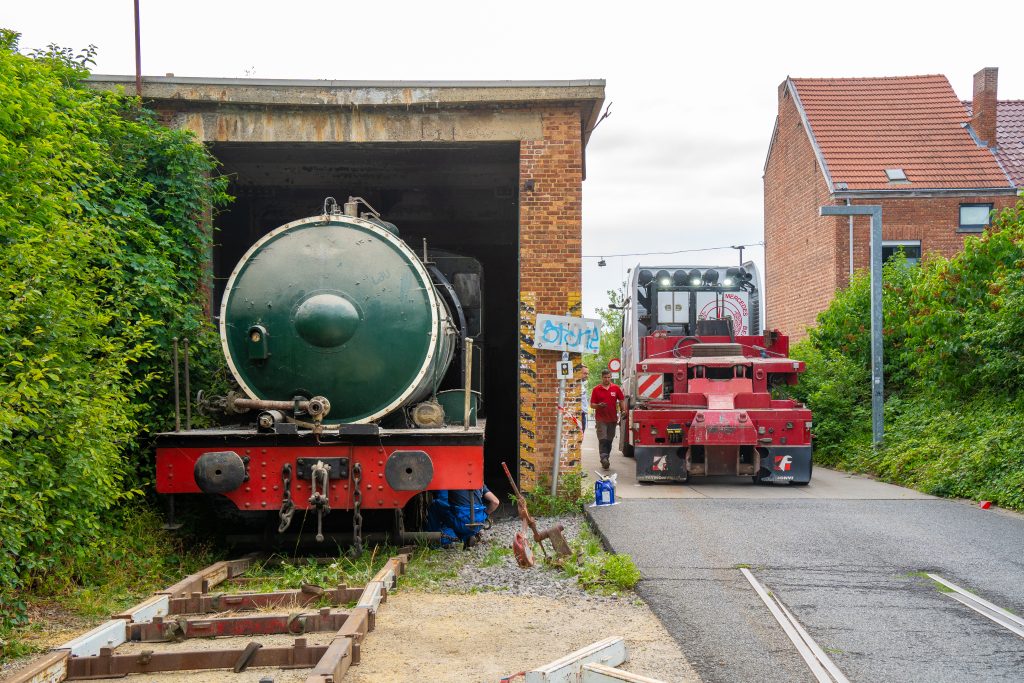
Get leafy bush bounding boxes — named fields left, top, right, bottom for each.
left=0, top=29, right=229, bottom=621
left=793, top=201, right=1024, bottom=509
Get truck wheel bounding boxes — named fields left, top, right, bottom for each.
left=619, top=416, right=634, bottom=457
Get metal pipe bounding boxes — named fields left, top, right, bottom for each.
left=463, top=338, right=473, bottom=430
left=229, top=395, right=331, bottom=418
left=172, top=337, right=180, bottom=432
left=183, top=338, right=191, bottom=430
left=133, top=0, right=142, bottom=97
left=847, top=198, right=853, bottom=277
left=551, top=352, right=567, bottom=497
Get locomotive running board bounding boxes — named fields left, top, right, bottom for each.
left=6, top=549, right=412, bottom=681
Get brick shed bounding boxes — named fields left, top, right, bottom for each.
left=87, top=76, right=606, bottom=492
left=764, top=68, right=1019, bottom=338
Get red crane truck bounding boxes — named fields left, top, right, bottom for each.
left=618, top=263, right=812, bottom=484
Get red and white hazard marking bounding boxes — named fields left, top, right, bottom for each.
left=637, top=373, right=664, bottom=399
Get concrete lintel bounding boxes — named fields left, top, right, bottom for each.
left=170, top=108, right=544, bottom=143
left=87, top=75, right=605, bottom=111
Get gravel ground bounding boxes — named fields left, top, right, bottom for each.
left=431, top=514, right=621, bottom=600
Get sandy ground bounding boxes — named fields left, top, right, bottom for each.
left=30, top=591, right=697, bottom=683
left=346, top=591, right=698, bottom=683
left=5, top=590, right=698, bottom=683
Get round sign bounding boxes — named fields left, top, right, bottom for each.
left=608, top=358, right=622, bottom=372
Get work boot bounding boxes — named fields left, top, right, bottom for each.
left=600, top=455, right=610, bottom=470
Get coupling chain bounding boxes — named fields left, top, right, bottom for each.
left=278, top=463, right=295, bottom=533
left=351, top=462, right=363, bottom=557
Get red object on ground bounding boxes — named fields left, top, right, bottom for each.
left=979, top=500, right=992, bottom=509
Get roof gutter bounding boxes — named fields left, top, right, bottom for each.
left=788, top=78, right=835, bottom=192
left=832, top=187, right=1017, bottom=199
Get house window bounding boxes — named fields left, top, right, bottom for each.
left=882, top=240, right=922, bottom=266
left=959, top=203, right=993, bottom=232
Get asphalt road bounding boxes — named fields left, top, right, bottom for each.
left=583, top=431, right=1024, bottom=682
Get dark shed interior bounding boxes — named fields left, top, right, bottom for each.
left=209, top=141, right=520, bottom=494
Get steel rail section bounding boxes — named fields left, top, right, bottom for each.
left=740, top=568, right=848, bottom=683
left=6, top=551, right=411, bottom=682
left=927, top=573, right=1024, bottom=639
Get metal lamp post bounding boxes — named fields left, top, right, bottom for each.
left=819, top=204, right=884, bottom=446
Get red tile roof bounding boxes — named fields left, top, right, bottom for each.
left=790, top=75, right=1013, bottom=191
left=965, top=99, right=1024, bottom=187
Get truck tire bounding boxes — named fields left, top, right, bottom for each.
left=619, top=415, right=634, bottom=458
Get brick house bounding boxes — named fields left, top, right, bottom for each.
left=764, top=68, right=1019, bottom=338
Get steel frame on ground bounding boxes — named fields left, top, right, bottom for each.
left=7, top=550, right=412, bottom=682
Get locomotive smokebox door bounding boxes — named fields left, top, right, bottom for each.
left=385, top=450, right=434, bottom=490
left=194, top=451, right=248, bottom=493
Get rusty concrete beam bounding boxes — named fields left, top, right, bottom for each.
left=87, top=75, right=605, bottom=110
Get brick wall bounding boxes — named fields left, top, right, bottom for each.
left=843, top=196, right=1018, bottom=273
left=764, top=83, right=843, bottom=339
left=518, top=108, right=584, bottom=490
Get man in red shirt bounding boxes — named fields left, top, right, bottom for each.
left=590, top=369, right=626, bottom=470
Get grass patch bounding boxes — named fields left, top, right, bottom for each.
left=560, top=526, right=641, bottom=594
left=480, top=544, right=513, bottom=568
left=235, top=545, right=397, bottom=593
left=1, top=506, right=219, bottom=665
left=905, top=571, right=955, bottom=593
left=398, top=545, right=470, bottom=591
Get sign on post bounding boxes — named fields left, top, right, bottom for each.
left=534, top=314, right=601, bottom=354
left=608, top=358, right=621, bottom=372
left=556, top=360, right=573, bottom=379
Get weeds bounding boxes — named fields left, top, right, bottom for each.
left=399, top=545, right=469, bottom=591
left=559, top=526, right=641, bottom=594
left=1, top=506, right=218, bottom=665
left=520, top=470, right=595, bottom=517
left=237, top=545, right=396, bottom=593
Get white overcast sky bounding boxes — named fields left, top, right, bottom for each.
left=7, top=1, right=1024, bottom=318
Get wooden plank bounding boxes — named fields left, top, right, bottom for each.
left=582, top=662, right=667, bottom=683
left=525, top=637, right=628, bottom=683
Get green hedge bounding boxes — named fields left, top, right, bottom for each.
left=789, top=200, right=1024, bottom=510
left=0, top=31, right=229, bottom=622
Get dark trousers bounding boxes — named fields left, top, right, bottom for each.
left=596, top=421, right=616, bottom=457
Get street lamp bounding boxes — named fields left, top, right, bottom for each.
left=819, top=204, right=884, bottom=446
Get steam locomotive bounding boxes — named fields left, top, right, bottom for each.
left=619, top=262, right=813, bottom=484
left=155, top=198, right=484, bottom=546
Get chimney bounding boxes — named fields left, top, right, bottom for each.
left=972, top=67, right=999, bottom=147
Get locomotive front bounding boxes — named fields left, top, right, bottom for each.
left=220, top=202, right=454, bottom=424
left=155, top=198, right=484, bottom=545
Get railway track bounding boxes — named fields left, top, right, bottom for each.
left=741, top=567, right=1024, bottom=683
left=6, top=550, right=412, bottom=682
